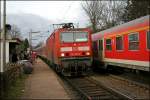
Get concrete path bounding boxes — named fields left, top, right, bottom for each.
left=22, top=59, right=70, bottom=99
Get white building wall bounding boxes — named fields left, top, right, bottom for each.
left=0, top=41, right=9, bottom=72
left=6, top=42, right=9, bottom=63
left=0, top=42, right=3, bottom=72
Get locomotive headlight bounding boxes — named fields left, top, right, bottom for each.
left=86, top=52, right=90, bottom=55
left=61, top=53, right=65, bottom=57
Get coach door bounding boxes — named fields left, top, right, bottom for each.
left=98, top=39, right=103, bottom=61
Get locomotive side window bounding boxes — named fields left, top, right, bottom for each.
left=106, top=39, right=112, bottom=50
left=147, top=31, right=150, bottom=50
left=128, top=32, right=139, bottom=50
left=116, top=36, right=123, bottom=50
left=60, top=32, right=88, bottom=42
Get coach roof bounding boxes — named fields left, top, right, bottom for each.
left=93, top=15, right=149, bottom=38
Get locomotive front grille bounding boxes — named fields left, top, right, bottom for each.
left=60, top=57, right=92, bottom=75
left=60, top=57, right=92, bottom=67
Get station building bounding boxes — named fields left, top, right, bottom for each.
left=0, top=24, right=22, bottom=73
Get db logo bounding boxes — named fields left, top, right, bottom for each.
left=72, top=47, right=78, bottom=51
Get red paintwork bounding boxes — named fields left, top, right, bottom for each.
left=31, top=51, right=37, bottom=61
left=92, top=15, right=150, bottom=62
left=104, top=30, right=149, bottom=61
left=46, top=28, right=92, bottom=65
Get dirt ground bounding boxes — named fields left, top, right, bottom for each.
left=22, top=59, right=70, bottom=99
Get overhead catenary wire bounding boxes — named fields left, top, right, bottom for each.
left=62, top=1, right=74, bottom=21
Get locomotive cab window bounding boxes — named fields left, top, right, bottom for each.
left=106, top=39, right=112, bottom=50
left=60, top=32, right=88, bottom=42
left=147, top=31, right=150, bottom=50
left=128, top=33, right=139, bottom=50
left=74, top=32, right=88, bottom=42
left=116, top=36, right=123, bottom=50
left=61, top=32, right=74, bottom=42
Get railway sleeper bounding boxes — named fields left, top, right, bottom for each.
left=83, top=91, right=106, bottom=95
left=81, top=88, right=103, bottom=92
left=79, top=86, right=101, bottom=90
left=70, top=81, right=94, bottom=84
left=77, top=86, right=99, bottom=90
left=90, top=95, right=117, bottom=100
left=83, top=89, right=107, bottom=93
left=89, top=93, right=112, bottom=97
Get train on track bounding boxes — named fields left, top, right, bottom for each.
left=36, top=15, right=149, bottom=75
left=92, top=15, right=150, bottom=72
left=43, top=23, right=93, bottom=76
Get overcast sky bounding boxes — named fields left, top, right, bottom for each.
left=5, top=1, right=89, bottom=26
left=1, top=1, right=90, bottom=46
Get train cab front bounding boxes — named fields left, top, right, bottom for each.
left=59, top=30, right=92, bottom=76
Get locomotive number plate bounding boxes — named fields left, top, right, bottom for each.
left=72, top=47, right=78, bottom=51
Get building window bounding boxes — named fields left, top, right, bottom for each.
left=128, top=33, right=139, bottom=50
left=106, top=39, right=112, bottom=50
left=147, top=31, right=150, bottom=50
left=116, top=36, right=123, bottom=50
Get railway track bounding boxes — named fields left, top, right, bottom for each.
left=40, top=57, right=149, bottom=99
left=63, top=76, right=132, bottom=100
left=91, top=74, right=150, bottom=100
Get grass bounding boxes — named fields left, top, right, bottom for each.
left=4, top=74, right=28, bottom=99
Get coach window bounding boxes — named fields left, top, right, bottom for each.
left=116, top=36, right=123, bottom=50
left=147, top=31, right=150, bottom=50
left=128, top=32, right=139, bottom=50
left=106, top=39, right=112, bottom=50
left=93, top=41, right=98, bottom=51
left=98, top=40, right=103, bottom=51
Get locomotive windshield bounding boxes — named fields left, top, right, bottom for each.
left=61, top=32, right=88, bottom=42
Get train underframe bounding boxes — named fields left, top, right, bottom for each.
left=92, top=58, right=150, bottom=73
left=57, top=57, right=92, bottom=76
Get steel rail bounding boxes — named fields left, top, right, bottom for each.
left=63, top=76, right=131, bottom=100
left=109, top=74, right=150, bottom=90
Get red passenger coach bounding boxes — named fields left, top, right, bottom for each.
left=92, top=15, right=150, bottom=72
left=46, top=23, right=92, bottom=76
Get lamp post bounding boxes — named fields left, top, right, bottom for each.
left=1, top=0, right=6, bottom=73
left=0, top=0, right=6, bottom=97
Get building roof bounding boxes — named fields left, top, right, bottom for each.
left=0, top=38, right=22, bottom=44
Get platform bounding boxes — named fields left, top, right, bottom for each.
left=22, top=59, right=70, bottom=99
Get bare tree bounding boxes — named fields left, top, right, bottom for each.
left=82, top=0, right=126, bottom=33
left=101, top=1, right=126, bottom=28
left=10, top=24, right=21, bottom=38
left=82, top=0, right=105, bottom=33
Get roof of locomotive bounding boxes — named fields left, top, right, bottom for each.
left=56, top=28, right=91, bottom=31
left=46, top=27, right=91, bottom=41
left=92, top=15, right=149, bottom=41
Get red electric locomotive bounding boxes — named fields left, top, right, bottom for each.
left=92, top=15, right=150, bottom=72
left=46, top=23, right=92, bottom=76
